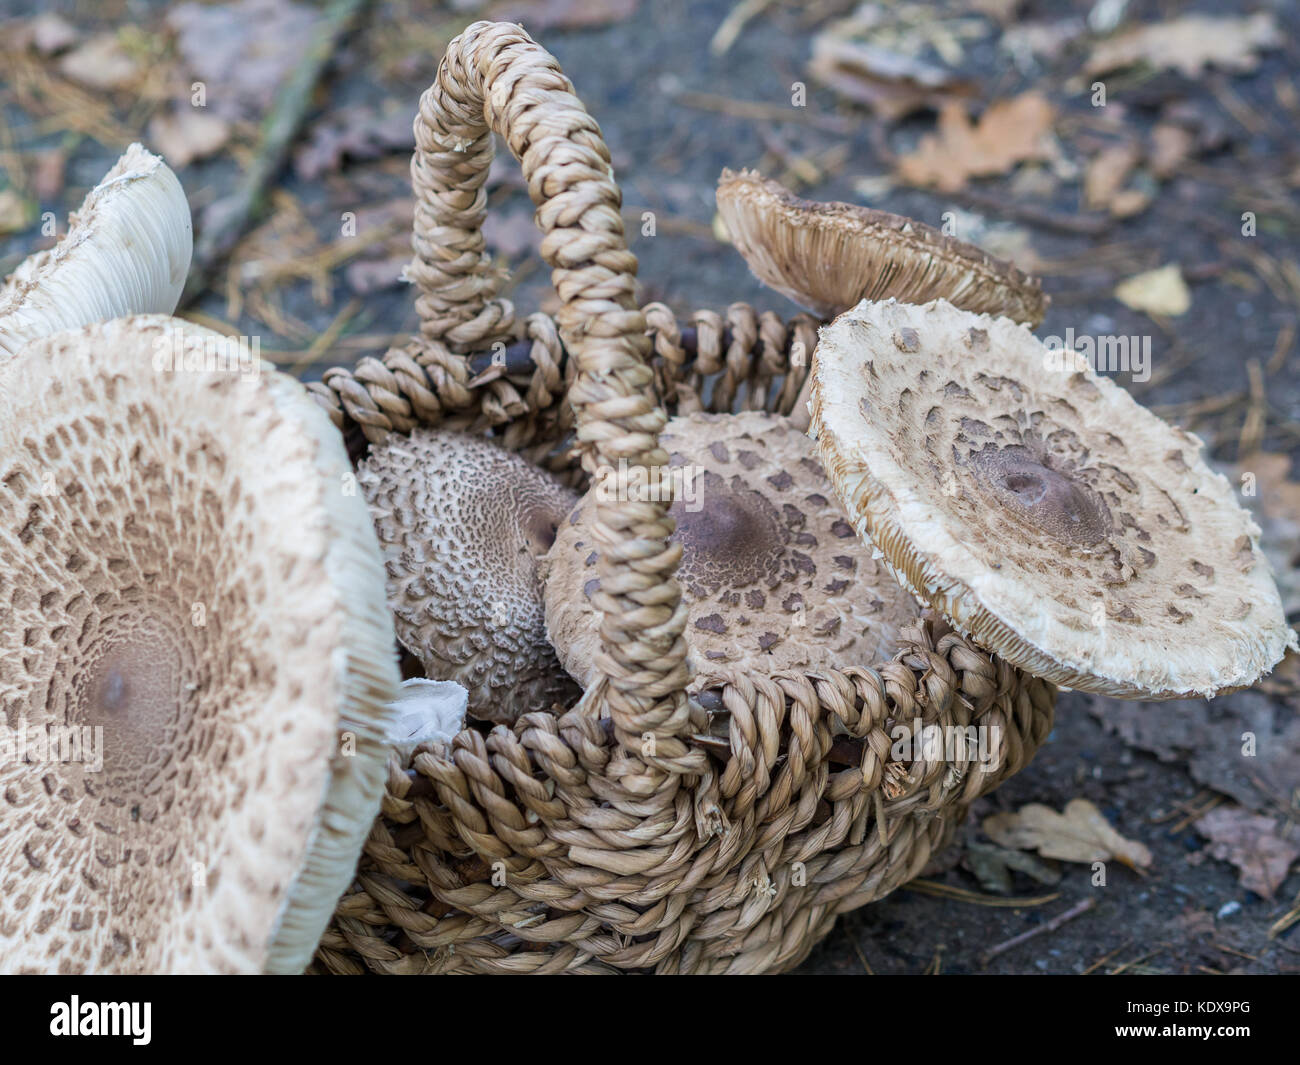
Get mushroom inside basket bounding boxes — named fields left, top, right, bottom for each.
left=301, top=23, right=1294, bottom=975
left=0, top=20, right=1292, bottom=977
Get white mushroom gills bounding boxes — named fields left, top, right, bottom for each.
left=0, top=144, right=192, bottom=360
left=716, top=167, right=1050, bottom=431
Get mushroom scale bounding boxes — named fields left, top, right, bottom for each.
left=716, top=167, right=1047, bottom=326
left=359, top=429, right=580, bottom=723
left=0, top=316, right=399, bottom=974
left=0, top=144, right=192, bottom=361
left=544, top=411, right=921, bottom=688
left=810, top=298, right=1299, bottom=699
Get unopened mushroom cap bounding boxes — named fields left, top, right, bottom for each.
left=809, top=299, right=1298, bottom=699
left=0, top=315, right=399, bottom=973
left=716, top=168, right=1046, bottom=325
left=0, top=144, right=192, bottom=360
left=544, top=411, right=920, bottom=688
left=359, top=430, right=579, bottom=723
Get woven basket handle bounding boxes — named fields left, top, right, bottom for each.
left=418, top=21, right=695, bottom=764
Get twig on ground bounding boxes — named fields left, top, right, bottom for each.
left=1270, top=890, right=1300, bottom=939
left=1268, top=321, right=1296, bottom=375
left=1214, top=942, right=1259, bottom=963
left=849, top=936, right=874, bottom=975
left=182, top=0, right=372, bottom=306
left=1237, top=357, right=1267, bottom=458
left=674, top=91, right=857, bottom=135
left=1108, top=945, right=1168, bottom=976
left=711, top=0, right=775, bottom=56
left=1081, top=939, right=1133, bottom=975
left=904, top=879, right=1060, bottom=907
left=981, top=896, right=1097, bottom=966
left=958, top=186, right=1115, bottom=236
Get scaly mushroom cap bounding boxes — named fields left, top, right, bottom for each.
left=0, top=144, right=192, bottom=360
left=810, top=299, right=1298, bottom=699
left=359, top=430, right=579, bottom=723
left=716, top=168, right=1047, bottom=325
left=544, top=411, right=920, bottom=688
left=0, top=316, right=399, bottom=974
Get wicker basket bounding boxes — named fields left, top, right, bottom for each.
left=306, top=20, right=1056, bottom=975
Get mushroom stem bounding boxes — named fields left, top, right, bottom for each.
left=0, top=144, right=192, bottom=360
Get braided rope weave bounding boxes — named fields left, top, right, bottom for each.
left=311, top=21, right=1055, bottom=975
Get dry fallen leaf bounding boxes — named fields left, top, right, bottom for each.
left=1086, top=14, right=1282, bottom=79
left=25, top=13, right=81, bottom=55
left=809, top=34, right=977, bottom=121
left=1149, top=123, right=1196, bottom=181
left=29, top=148, right=66, bottom=203
left=57, top=33, right=140, bottom=92
left=1108, top=188, right=1151, bottom=219
left=147, top=109, right=232, bottom=169
left=1231, top=452, right=1300, bottom=622
left=294, top=104, right=414, bottom=181
left=1083, top=142, right=1140, bottom=211
left=1114, top=264, right=1190, bottom=317
left=896, top=92, right=1054, bottom=193
left=167, top=0, right=323, bottom=122
left=0, top=188, right=34, bottom=236
left=1195, top=806, right=1299, bottom=899
left=964, top=839, right=1062, bottom=894
left=983, top=798, right=1153, bottom=870
left=1087, top=690, right=1300, bottom=817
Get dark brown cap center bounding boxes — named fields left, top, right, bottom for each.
left=968, top=444, right=1111, bottom=547
left=670, top=474, right=785, bottom=592
left=75, top=617, right=185, bottom=785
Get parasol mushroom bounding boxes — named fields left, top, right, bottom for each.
left=809, top=298, right=1298, bottom=699
left=359, top=429, right=579, bottom=722
left=0, top=144, right=192, bottom=360
left=0, top=315, right=399, bottom=973
left=717, top=167, right=1048, bottom=430
left=716, top=167, right=1047, bottom=325
left=544, top=411, right=921, bottom=689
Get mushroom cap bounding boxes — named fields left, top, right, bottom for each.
left=544, top=411, right=921, bottom=688
left=716, top=167, right=1047, bottom=325
left=0, top=315, right=399, bottom=973
left=0, top=144, right=192, bottom=360
left=809, top=299, right=1298, bottom=699
left=359, top=429, right=579, bottom=723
